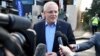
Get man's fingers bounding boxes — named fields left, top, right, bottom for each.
left=59, top=45, right=64, bottom=49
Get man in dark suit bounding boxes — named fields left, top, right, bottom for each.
left=60, top=32, right=100, bottom=56
left=33, top=1, right=76, bottom=55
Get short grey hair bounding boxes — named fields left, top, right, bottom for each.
left=43, top=1, right=58, bottom=12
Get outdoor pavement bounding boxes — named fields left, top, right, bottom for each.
left=73, top=30, right=95, bottom=56
left=74, top=30, right=92, bottom=39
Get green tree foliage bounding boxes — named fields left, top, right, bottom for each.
left=88, top=0, right=100, bottom=16
left=83, top=0, right=100, bottom=31
left=82, top=12, right=91, bottom=31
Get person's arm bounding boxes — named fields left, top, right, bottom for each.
left=91, top=17, right=94, bottom=20
left=70, top=34, right=96, bottom=52
left=59, top=36, right=95, bottom=56
left=76, top=35, right=95, bottom=52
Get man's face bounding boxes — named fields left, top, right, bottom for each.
left=43, top=4, right=59, bottom=23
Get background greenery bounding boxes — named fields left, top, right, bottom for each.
left=82, top=0, right=100, bottom=31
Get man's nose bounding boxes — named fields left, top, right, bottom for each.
left=52, top=11, right=57, bottom=15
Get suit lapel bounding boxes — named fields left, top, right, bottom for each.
left=41, top=21, right=46, bottom=44
left=56, top=20, right=61, bottom=32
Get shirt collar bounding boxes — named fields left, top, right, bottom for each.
left=45, top=21, right=57, bottom=26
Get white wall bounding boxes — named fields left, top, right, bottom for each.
left=67, top=5, right=78, bottom=31
left=32, top=5, right=42, bottom=24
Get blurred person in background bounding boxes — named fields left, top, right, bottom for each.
left=91, top=14, right=99, bottom=34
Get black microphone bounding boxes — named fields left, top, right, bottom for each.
left=34, top=43, right=47, bottom=56
left=55, top=31, right=71, bottom=48
left=0, top=13, right=31, bottom=30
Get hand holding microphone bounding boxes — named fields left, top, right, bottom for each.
left=55, top=31, right=75, bottom=56
left=59, top=45, right=75, bottom=56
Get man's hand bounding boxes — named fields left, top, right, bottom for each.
left=59, top=45, right=75, bottom=56
left=69, top=44, right=77, bottom=52
left=45, top=52, right=57, bottom=56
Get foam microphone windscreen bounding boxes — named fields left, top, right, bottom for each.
left=55, top=31, right=63, bottom=38
left=34, top=43, right=46, bottom=56
left=19, top=29, right=36, bottom=56
left=55, top=31, right=70, bottom=48
left=0, top=13, right=31, bottom=30
left=0, top=27, right=25, bottom=56
left=9, top=14, right=31, bottom=30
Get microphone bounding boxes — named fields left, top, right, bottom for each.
left=34, top=43, right=47, bottom=56
left=58, top=37, right=63, bottom=45
left=0, top=27, right=25, bottom=56
left=55, top=31, right=71, bottom=48
left=0, top=13, right=31, bottom=30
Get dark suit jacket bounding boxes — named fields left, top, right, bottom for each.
left=33, top=19, right=76, bottom=53
left=76, top=32, right=100, bottom=56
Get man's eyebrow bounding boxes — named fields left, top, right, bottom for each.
left=47, top=11, right=58, bottom=13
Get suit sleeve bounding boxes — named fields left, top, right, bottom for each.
left=67, top=23, right=76, bottom=44
left=76, top=35, right=96, bottom=52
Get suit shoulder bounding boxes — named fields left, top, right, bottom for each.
left=57, top=19, right=70, bottom=25
left=33, top=20, right=45, bottom=29
left=34, top=20, right=44, bottom=26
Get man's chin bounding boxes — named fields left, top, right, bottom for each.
left=50, top=20, right=56, bottom=23
left=52, top=18, right=57, bottom=21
